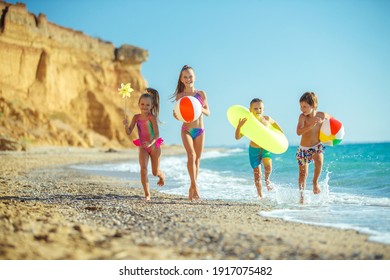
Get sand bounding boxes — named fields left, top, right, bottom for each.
left=1, top=146, right=389, bottom=260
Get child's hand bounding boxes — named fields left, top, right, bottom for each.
left=173, top=110, right=179, bottom=120
left=237, top=118, right=247, bottom=128
left=142, top=141, right=152, bottom=149
left=314, top=117, right=323, bottom=124
left=123, top=117, right=129, bottom=126
left=260, top=116, right=270, bottom=127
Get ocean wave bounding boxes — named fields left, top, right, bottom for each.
left=71, top=162, right=139, bottom=173
left=202, top=148, right=244, bottom=159
left=259, top=206, right=390, bottom=245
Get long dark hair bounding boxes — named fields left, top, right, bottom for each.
left=170, top=65, right=194, bottom=101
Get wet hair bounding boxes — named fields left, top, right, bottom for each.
left=145, top=87, right=160, bottom=117
left=250, top=98, right=263, bottom=107
left=170, top=65, right=194, bottom=101
left=299, top=92, right=318, bottom=109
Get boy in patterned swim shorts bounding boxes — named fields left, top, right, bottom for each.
left=296, top=92, right=332, bottom=203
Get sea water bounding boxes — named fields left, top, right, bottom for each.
left=72, top=143, right=390, bottom=245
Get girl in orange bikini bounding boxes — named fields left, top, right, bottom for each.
left=123, top=91, right=165, bottom=201
left=171, top=65, right=210, bottom=201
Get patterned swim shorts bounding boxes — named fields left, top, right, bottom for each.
left=296, top=143, right=325, bottom=166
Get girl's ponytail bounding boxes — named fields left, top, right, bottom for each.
left=145, top=88, right=160, bottom=118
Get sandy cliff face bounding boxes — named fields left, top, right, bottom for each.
left=0, top=2, right=148, bottom=150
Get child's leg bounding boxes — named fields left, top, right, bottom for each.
left=150, top=148, right=165, bottom=186
left=298, top=164, right=308, bottom=203
left=262, top=158, right=273, bottom=190
left=312, top=152, right=323, bottom=194
left=181, top=132, right=199, bottom=200
left=193, top=133, right=204, bottom=181
left=139, top=149, right=151, bottom=201
left=253, top=166, right=263, bottom=199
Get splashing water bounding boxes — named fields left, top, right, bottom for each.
left=72, top=143, right=390, bottom=244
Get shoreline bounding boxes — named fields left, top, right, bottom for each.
left=1, top=146, right=389, bottom=260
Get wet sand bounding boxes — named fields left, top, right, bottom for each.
left=1, top=146, right=389, bottom=260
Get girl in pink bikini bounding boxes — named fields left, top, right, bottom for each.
left=171, top=65, right=210, bottom=201
left=123, top=90, right=165, bottom=201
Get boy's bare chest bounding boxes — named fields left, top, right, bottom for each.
left=304, top=118, right=321, bottom=133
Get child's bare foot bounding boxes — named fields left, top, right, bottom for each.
left=189, top=184, right=200, bottom=201
left=157, top=172, right=165, bottom=187
left=145, top=196, right=151, bottom=202
left=299, top=190, right=304, bottom=204
left=265, top=179, right=273, bottom=191
left=192, top=192, right=200, bottom=201
left=313, top=184, right=321, bottom=194
left=255, top=186, right=263, bottom=199
left=193, top=185, right=201, bottom=201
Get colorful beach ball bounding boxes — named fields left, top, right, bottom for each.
left=319, top=118, right=345, bottom=146
left=174, top=96, right=202, bottom=123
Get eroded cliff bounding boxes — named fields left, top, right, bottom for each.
left=0, top=1, right=148, bottom=150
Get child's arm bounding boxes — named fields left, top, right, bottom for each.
left=199, top=90, right=210, bottom=116
left=235, top=118, right=247, bottom=140
left=124, top=115, right=137, bottom=135
left=268, top=117, right=284, bottom=133
left=296, top=114, right=322, bottom=136
left=173, top=94, right=180, bottom=120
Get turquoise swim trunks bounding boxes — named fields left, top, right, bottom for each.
left=249, top=145, right=272, bottom=169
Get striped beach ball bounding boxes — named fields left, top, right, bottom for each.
left=319, top=117, right=345, bottom=146
left=174, top=96, right=202, bottom=123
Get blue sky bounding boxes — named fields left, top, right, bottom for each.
left=10, top=0, right=390, bottom=147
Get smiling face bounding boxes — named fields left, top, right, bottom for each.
left=250, top=101, right=264, bottom=119
left=138, top=96, right=153, bottom=114
left=180, top=68, right=196, bottom=88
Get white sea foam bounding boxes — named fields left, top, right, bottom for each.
left=201, top=148, right=243, bottom=159
left=369, top=234, right=390, bottom=245
left=71, top=162, right=139, bottom=173
left=71, top=144, right=390, bottom=245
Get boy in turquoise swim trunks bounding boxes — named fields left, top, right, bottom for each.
left=235, top=98, right=283, bottom=199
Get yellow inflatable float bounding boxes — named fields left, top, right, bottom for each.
left=227, top=105, right=288, bottom=154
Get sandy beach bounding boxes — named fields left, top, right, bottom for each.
left=1, top=146, right=389, bottom=260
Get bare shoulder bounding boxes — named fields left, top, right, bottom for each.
left=324, top=112, right=333, bottom=119
left=129, top=114, right=140, bottom=125
left=198, top=90, right=207, bottom=99
left=148, top=114, right=158, bottom=122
